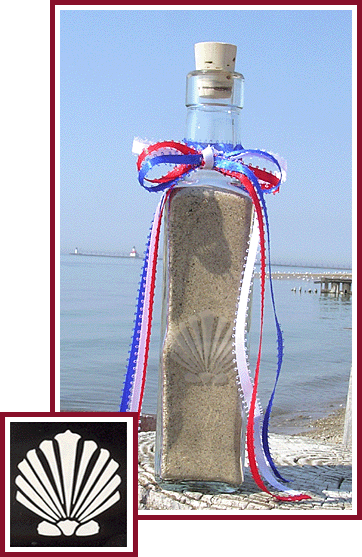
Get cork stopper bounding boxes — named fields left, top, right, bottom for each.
left=194, top=42, right=237, bottom=72
left=186, top=42, right=244, bottom=108
left=193, top=42, right=237, bottom=99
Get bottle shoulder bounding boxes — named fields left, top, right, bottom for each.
left=175, top=169, right=251, bottom=198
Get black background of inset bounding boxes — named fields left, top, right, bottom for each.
left=10, top=421, right=127, bottom=547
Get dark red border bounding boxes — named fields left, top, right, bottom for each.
left=50, top=0, right=55, bottom=412
left=52, top=1, right=358, bottom=523
left=2, top=412, right=138, bottom=555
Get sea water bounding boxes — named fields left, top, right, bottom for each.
left=60, top=254, right=352, bottom=434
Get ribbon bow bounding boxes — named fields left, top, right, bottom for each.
left=136, top=140, right=282, bottom=194
left=121, top=140, right=310, bottom=502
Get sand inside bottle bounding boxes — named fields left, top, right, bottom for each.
left=156, top=185, right=253, bottom=490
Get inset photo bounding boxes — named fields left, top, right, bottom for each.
left=4, top=413, right=138, bottom=553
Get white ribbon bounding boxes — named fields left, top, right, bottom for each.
left=235, top=216, right=304, bottom=496
left=201, top=145, right=214, bottom=169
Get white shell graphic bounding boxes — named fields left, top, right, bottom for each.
left=15, top=429, right=121, bottom=536
left=169, top=311, right=235, bottom=385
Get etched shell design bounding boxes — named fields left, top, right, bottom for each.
left=169, top=311, right=235, bottom=385
left=15, top=429, right=121, bottom=537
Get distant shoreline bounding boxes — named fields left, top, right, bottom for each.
left=139, top=410, right=346, bottom=442
left=255, top=271, right=352, bottom=281
left=68, top=252, right=142, bottom=259
left=59, top=409, right=346, bottom=443
left=64, top=253, right=351, bottom=274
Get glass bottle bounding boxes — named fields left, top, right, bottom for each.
left=155, top=43, right=253, bottom=492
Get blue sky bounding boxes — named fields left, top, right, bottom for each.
left=60, top=8, right=353, bottom=267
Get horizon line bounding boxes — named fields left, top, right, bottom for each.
left=60, top=249, right=352, bottom=270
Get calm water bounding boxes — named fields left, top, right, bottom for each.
left=60, top=254, right=352, bottom=434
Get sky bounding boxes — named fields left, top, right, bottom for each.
left=60, top=7, right=353, bottom=267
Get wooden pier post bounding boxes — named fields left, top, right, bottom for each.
left=321, top=279, right=329, bottom=293
left=341, top=281, right=352, bottom=295
left=330, top=281, right=339, bottom=294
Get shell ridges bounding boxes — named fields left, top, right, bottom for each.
left=170, top=311, right=235, bottom=385
left=15, top=429, right=121, bottom=537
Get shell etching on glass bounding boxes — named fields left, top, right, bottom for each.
left=169, top=310, right=235, bottom=385
left=14, top=429, right=121, bottom=536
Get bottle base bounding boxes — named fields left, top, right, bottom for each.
left=155, top=476, right=242, bottom=494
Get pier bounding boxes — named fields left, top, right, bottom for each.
left=69, top=247, right=141, bottom=259
left=314, top=275, right=352, bottom=295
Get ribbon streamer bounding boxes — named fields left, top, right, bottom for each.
left=120, top=140, right=311, bottom=502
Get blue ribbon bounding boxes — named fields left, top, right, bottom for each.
left=138, top=154, right=203, bottom=192
left=120, top=230, right=151, bottom=412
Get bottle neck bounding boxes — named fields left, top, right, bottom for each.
left=185, top=104, right=242, bottom=146
left=184, top=69, right=244, bottom=147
